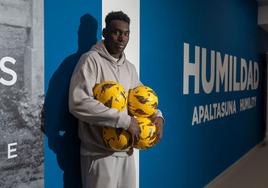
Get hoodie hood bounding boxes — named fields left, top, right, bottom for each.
left=90, top=40, right=126, bottom=66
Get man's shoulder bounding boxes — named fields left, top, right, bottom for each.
left=77, top=51, right=102, bottom=66
left=122, top=57, right=132, bottom=65
left=81, top=50, right=99, bottom=59
left=124, top=59, right=137, bottom=70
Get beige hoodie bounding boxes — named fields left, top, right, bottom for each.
left=69, top=41, right=162, bottom=157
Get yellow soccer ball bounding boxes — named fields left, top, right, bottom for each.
left=93, top=81, right=127, bottom=112
left=102, top=127, right=132, bottom=151
left=93, top=81, right=131, bottom=151
left=128, top=86, right=158, bottom=117
left=134, top=117, right=159, bottom=150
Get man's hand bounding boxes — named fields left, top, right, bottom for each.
left=127, top=117, right=141, bottom=145
left=150, top=115, right=164, bottom=144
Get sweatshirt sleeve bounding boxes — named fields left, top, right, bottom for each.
left=68, top=53, right=131, bottom=130
left=130, top=63, right=164, bottom=120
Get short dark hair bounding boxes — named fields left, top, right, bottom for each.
left=105, top=11, right=130, bottom=28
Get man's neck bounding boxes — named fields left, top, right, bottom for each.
left=104, top=41, right=121, bottom=59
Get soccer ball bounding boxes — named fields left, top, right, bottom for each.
left=102, top=127, right=132, bottom=151
left=134, top=117, right=159, bottom=150
left=128, top=86, right=158, bottom=117
left=93, top=81, right=127, bottom=112
left=93, top=81, right=131, bottom=151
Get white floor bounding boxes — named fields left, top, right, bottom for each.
left=206, top=140, right=268, bottom=188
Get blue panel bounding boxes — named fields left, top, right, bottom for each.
left=44, top=1, right=102, bottom=187
left=140, top=0, right=266, bottom=187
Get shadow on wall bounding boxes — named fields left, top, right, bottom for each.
left=44, top=14, right=98, bottom=188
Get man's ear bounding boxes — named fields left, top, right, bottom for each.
left=102, top=28, right=107, bottom=39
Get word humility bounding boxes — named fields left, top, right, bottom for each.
left=191, top=96, right=257, bottom=125
left=183, top=43, right=259, bottom=94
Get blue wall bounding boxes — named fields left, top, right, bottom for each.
left=44, top=1, right=101, bottom=187
left=140, top=0, right=267, bottom=187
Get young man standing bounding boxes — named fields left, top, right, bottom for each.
left=69, top=11, right=164, bottom=188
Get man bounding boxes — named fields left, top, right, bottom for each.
left=69, top=11, right=164, bottom=188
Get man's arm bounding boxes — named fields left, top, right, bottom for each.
left=68, top=53, right=131, bottom=130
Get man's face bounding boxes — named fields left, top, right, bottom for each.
left=103, top=20, right=130, bottom=58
